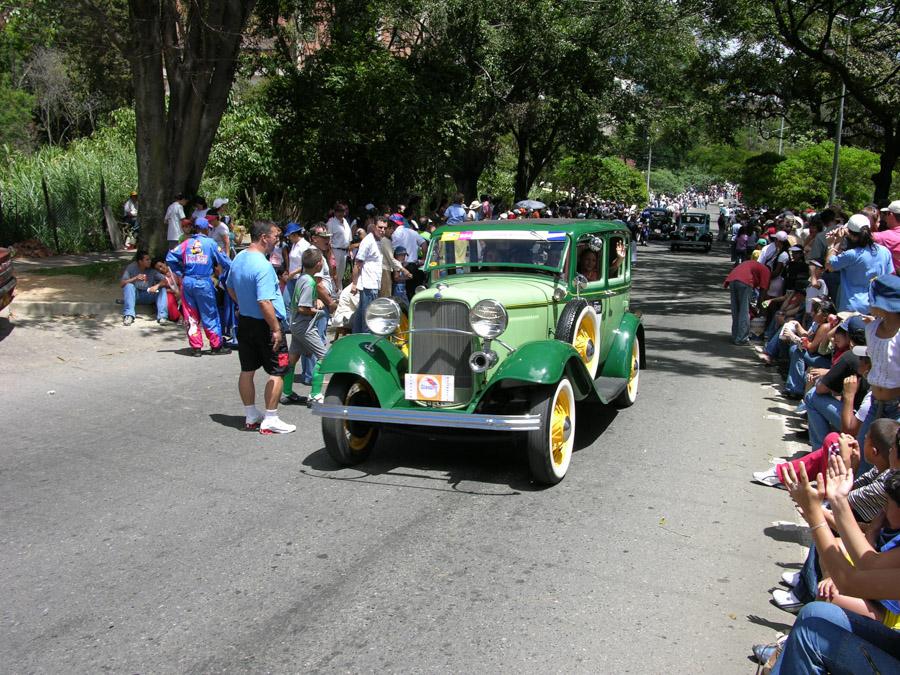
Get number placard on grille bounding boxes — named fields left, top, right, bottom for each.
left=405, top=374, right=455, bottom=402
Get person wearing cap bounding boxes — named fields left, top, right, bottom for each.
left=391, top=246, right=410, bottom=302
left=804, top=259, right=828, bottom=321
left=282, top=222, right=310, bottom=305
left=826, top=213, right=893, bottom=312
left=873, top=199, right=900, bottom=274
left=165, top=216, right=233, bottom=356
left=750, top=237, right=768, bottom=261
left=801, top=311, right=871, bottom=450
left=326, top=202, right=352, bottom=293
left=390, top=211, right=426, bottom=297
left=206, top=209, right=230, bottom=254
left=165, top=194, right=190, bottom=249
left=123, top=191, right=139, bottom=236
left=858, top=274, right=900, bottom=435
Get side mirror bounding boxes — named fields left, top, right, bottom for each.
left=574, top=273, right=589, bottom=293
left=588, top=236, right=603, bottom=253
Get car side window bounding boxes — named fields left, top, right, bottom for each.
left=575, top=235, right=603, bottom=286
left=607, top=234, right=627, bottom=283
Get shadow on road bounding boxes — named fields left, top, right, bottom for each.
left=209, top=413, right=249, bottom=431
left=0, top=317, right=13, bottom=342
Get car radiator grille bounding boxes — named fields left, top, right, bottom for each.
left=410, top=300, right=474, bottom=404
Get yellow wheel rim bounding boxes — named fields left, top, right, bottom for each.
left=549, top=381, right=574, bottom=471
left=626, top=338, right=640, bottom=398
left=572, top=308, right=600, bottom=378
left=343, top=381, right=376, bottom=451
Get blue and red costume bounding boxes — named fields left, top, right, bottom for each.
left=166, top=232, right=231, bottom=350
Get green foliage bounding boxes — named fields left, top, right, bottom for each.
left=0, top=75, right=34, bottom=151
left=553, top=154, right=647, bottom=204
left=768, top=141, right=899, bottom=211
left=0, top=108, right=237, bottom=252
left=740, top=152, right=785, bottom=207
left=685, top=144, right=751, bottom=183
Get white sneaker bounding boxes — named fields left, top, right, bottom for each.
left=772, top=588, right=803, bottom=613
left=260, top=416, right=296, bottom=435
left=244, top=409, right=263, bottom=431
left=781, top=571, right=801, bottom=588
left=753, top=466, right=782, bottom=487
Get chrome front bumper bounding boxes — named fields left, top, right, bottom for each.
left=310, top=403, right=542, bottom=431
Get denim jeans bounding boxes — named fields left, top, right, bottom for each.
left=122, top=283, right=167, bottom=320
left=785, top=348, right=832, bottom=395
left=765, top=330, right=787, bottom=359
left=794, top=543, right=821, bottom=604
left=772, top=601, right=900, bottom=674
left=729, top=281, right=752, bottom=343
left=804, top=389, right=842, bottom=450
left=352, top=288, right=379, bottom=334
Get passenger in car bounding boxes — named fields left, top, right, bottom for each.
left=577, top=249, right=600, bottom=282
left=608, top=239, right=627, bottom=278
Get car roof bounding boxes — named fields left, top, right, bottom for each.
left=432, top=219, right=630, bottom=238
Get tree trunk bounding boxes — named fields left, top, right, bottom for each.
left=873, top=126, right=899, bottom=206
left=514, top=132, right=532, bottom=202
left=125, top=0, right=257, bottom=255
left=451, top=145, right=493, bottom=203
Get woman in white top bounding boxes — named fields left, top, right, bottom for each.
left=856, top=274, right=900, bottom=444
left=325, top=203, right=352, bottom=292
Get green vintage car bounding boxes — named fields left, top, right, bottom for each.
left=309, top=219, right=644, bottom=485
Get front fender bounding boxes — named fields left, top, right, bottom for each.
left=312, top=335, right=406, bottom=407
left=600, top=312, right=645, bottom=379
left=482, top=340, right=595, bottom=401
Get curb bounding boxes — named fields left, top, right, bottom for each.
left=4, top=301, right=154, bottom=320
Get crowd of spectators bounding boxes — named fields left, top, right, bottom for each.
left=722, top=199, right=900, bottom=672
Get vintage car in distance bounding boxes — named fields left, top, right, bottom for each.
left=0, top=247, right=16, bottom=313
left=644, top=208, right=674, bottom=240
left=669, top=211, right=713, bottom=253
left=310, top=219, right=644, bottom=485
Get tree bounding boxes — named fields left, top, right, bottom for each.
left=707, top=0, right=900, bottom=203
left=75, top=0, right=257, bottom=252
left=769, top=141, right=896, bottom=211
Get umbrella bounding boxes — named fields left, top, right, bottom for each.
left=515, top=199, right=546, bottom=211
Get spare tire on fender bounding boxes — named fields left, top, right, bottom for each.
left=555, top=299, right=601, bottom=379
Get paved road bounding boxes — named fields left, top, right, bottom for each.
left=1, top=238, right=803, bottom=673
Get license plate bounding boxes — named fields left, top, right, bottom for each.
left=405, top=374, right=454, bottom=402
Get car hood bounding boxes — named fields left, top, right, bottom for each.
left=413, top=274, right=559, bottom=309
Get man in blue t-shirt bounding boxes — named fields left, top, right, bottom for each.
left=226, top=221, right=295, bottom=435
left=444, top=192, right=467, bottom=224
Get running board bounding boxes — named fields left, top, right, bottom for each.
left=592, top=376, right=627, bottom=404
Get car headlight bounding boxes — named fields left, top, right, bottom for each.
left=469, top=299, right=508, bottom=339
left=365, top=297, right=402, bottom=336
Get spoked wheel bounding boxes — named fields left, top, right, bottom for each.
left=526, top=378, right=576, bottom=485
left=322, top=376, right=380, bottom=465
left=613, top=334, right=640, bottom=408
left=556, top=300, right=601, bottom=378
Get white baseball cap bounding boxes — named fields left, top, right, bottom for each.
left=846, top=213, right=870, bottom=233
left=212, top=197, right=229, bottom=209
left=880, top=200, right=900, bottom=215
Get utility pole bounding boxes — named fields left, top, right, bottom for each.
left=646, top=141, right=652, bottom=201
left=829, top=23, right=852, bottom=205
left=778, top=115, right=785, bottom=156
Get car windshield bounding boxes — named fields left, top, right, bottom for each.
left=681, top=215, right=707, bottom=225
left=426, top=230, right=569, bottom=275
